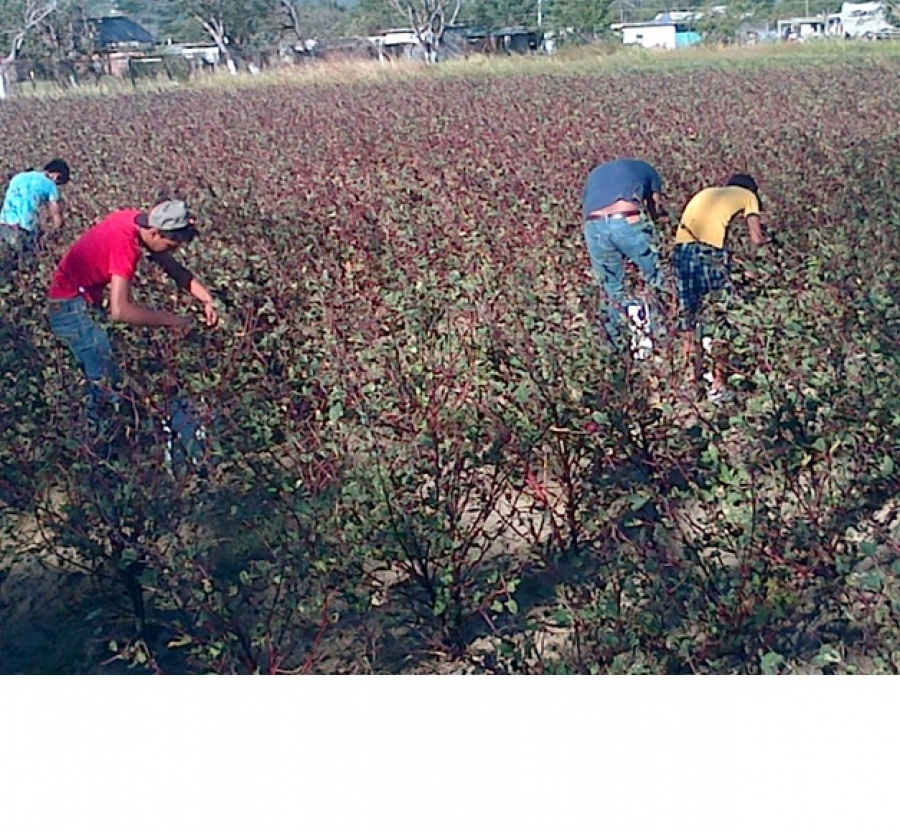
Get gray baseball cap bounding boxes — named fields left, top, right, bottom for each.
left=137, top=200, right=197, bottom=233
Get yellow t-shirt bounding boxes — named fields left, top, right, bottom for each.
left=674, top=186, right=760, bottom=248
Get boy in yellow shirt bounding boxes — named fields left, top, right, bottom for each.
left=673, top=174, right=768, bottom=401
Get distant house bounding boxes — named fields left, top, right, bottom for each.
left=736, top=21, right=778, bottom=45
left=491, top=27, right=541, bottom=54
left=448, top=26, right=541, bottom=56
left=368, top=25, right=542, bottom=61
left=314, top=37, right=379, bottom=62
left=370, top=30, right=428, bottom=62
left=611, top=19, right=702, bottom=49
left=159, top=42, right=221, bottom=66
left=776, top=16, right=827, bottom=41
left=88, top=14, right=156, bottom=78
left=778, top=3, right=898, bottom=40
left=830, top=2, right=897, bottom=37
left=93, top=15, right=156, bottom=52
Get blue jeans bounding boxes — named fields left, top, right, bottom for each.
left=166, top=397, right=212, bottom=473
left=583, top=217, right=663, bottom=348
left=49, top=297, right=209, bottom=469
left=47, top=296, right=122, bottom=422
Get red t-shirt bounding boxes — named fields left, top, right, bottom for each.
left=49, top=209, right=143, bottom=304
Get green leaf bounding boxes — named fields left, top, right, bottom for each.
left=760, top=651, right=784, bottom=675
left=553, top=610, right=573, bottom=627
left=856, top=571, right=883, bottom=592
left=629, top=493, right=651, bottom=511
left=858, top=540, right=879, bottom=558
left=814, top=645, right=842, bottom=666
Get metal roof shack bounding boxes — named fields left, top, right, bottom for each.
left=491, top=27, right=541, bottom=54
left=369, top=29, right=428, bottom=61
left=93, top=14, right=156, bottom=51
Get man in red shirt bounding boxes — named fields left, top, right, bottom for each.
left=47, top=200, right=218, bottom=429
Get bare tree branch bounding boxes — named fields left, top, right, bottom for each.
left=279, top=0, right=303, bottom=42
left=386, top=0, right=460, bottom=60
left=192, top=12, right=232, bottom=63
left=5, top=0, right=59, bottom=62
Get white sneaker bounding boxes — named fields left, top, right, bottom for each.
left=707, top=386, right=734, bottom=404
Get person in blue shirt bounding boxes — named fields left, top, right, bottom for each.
left=0, top=158, right=71, bottom=260
left=582, top=158, right=667, bottom=352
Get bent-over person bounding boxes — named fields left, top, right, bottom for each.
left=47, top=200, right=218, bottom=435
left=0, top=158, right=71, bottom=270
left=672, top=173, right=768, bottom=402
left=582, top=158, right=667, bottom=352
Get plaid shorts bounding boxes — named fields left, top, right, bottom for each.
left=672, top=242, right=732, bottom=331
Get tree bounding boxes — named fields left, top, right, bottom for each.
left=1, top=0, right=59, bottom=61
left=348, top=0, right=404, bottom=35
left=464, top=0, right=541, bottom=29
left=281, top=0, right=306, bottom=40
left=99, top=0, right=187, bottom=41
left=694, top=1, right=770, bottom=45
left=0, top=0, right=58, bottom=98
left=386, top=0, right=462, bottom=60
left=31, top=0, right=95, bottom=62
left=545, top=0, right=614, bottom=36
left=179, top=0, right=278, bottom=70
left=888, top=2, right=900, bottom=27
left=277, top=0, right=351, bottom=44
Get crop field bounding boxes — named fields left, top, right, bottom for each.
left=0, top=46, right=899, bottom=673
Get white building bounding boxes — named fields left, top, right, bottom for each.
left=776, top=16, right=827, bottom=40
left=781, top=2, right=894, bottom=40
left=157, top=41, right=221, bottom=68
left=836, top=1, right=894, bottom=37
left=369, top=29, right=429, bottom=62
left=611, top=20, right=701, bottom=49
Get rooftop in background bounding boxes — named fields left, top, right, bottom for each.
left=93, top=14, right=156, bottom=49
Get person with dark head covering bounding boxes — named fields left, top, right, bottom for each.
left=672, top=173, right=769, bottom=402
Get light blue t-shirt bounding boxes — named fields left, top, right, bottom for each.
left=0, top=170, right=60, bottom=232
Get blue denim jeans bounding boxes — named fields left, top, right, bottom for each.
left=49, top=297, right=209, bottom=468
left=166, top=396, right=212, bottom=473
left=583, top=217, right=663, bottom=349
left=47, top=296, right=122, bottom=422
